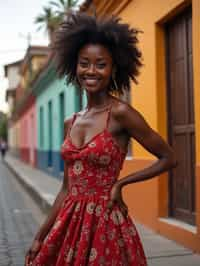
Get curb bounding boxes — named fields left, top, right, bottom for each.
left=4, top=159, right=52, bottom=214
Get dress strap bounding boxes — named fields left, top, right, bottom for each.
left=106, top=105, right=112, bottom=129
left=67, top=105, right=112, bottom=138
left=66, top=113, right=77, bottom=138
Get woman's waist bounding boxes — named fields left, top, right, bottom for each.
left=67, top=184, right=113, bottom=199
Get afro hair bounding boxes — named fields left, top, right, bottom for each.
left=53, top=11, right=143, bottom=96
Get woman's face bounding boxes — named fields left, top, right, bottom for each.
left=76, top=44, right=113, bottom=93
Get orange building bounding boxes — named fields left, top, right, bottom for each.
left=82, top=0, right=200, bottom=252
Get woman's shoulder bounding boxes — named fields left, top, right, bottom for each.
left=63, top=109, right=85, bottom=128
left=110, top=95, right=136, bottom=118
left=110, top=95, right=145, bottom=132
left=64, top=113, right=75, bottom=124
left=111, top=95, right=153, bottom=139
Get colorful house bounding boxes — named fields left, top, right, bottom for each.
left=5, top=46, right=87, bottom=177
left=82, top=0, right=200, bottom=252
left=4, top=60, right=22, bottom=156
left=33, top=58, right=87, bottom=178
left=4, top=60, right=22, bottom=118
left=5, top=45, right=50, bottom=166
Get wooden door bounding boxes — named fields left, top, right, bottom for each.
left=166, top=7, right=196, bottom=225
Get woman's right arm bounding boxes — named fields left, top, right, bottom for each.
left=25, top=117, right=72, bottom=265
left=33, top=117, right=71, bottom=242
left=33, top=161, right=69, bottom=242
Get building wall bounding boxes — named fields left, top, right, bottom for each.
left=9, top=119, right=20, bottom=157
left=92, top=0, right=200, bottom=252
left=36, top=76, right=87, bottom=178
left=19, top=101, right=37, bottom=166
left=8, top=122, right=14, bottom=153
left=32, top=55, right=47, bottom=72
left=7, top=96, right=15, bottom=118
left=115, top=0, right=200, bottom=252
left=7, top=65, right=21, bottom=89
left=20, top=55, right=48, bottom=91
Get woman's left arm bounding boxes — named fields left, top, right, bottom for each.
left=107, top=103, right=178, bottom=214
left=117, top=103, right=178, bottom=187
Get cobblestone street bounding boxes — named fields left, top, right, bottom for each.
left=0, top=159, right=45, bottom=266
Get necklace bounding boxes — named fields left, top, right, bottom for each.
left=85, top=103, right=112, bottom=115
left=85, top=98, right=113, bottom=114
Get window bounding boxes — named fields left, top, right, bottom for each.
left=48, top=101, right=53, bottom=167
left=39, top=106, right=44, bottom=148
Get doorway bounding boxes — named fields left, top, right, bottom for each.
left=166, top=7, right=196, bottom=225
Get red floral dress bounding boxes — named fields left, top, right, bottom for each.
left=32, top=106, right=147, bottom=266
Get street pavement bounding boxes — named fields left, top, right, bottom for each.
left=0, top=158, right=45, bottom=266
left=2, top=153, right=200, bottom=266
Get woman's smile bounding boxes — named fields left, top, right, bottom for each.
left=83, top=76, right=100, bottom=86
left=76, top=44, right=113, bottom=92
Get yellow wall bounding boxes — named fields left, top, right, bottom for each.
left=20, top=55, right=47, bottom=89
left=32, top=55, right=46, bottom=72
left=122, top=0, right=200, bottom=252
left=91, top=0, right=200, bottom=252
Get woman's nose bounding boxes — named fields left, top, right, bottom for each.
left=87, top=64, right=96, bottom=74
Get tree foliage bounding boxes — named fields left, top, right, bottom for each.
left=49, top=0, right=79, bottom=18
left=34, top=0, right=79, bottom=42
left=35, top=7, right=61, bottom=42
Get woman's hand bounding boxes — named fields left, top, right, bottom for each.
left=25, top=239, right=42, bottom=266
left=107, top=182, right=128, bottom=217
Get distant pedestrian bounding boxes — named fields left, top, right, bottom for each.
left=0, top=139, right=7, bottom=160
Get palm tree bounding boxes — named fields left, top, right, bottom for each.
left=49, top=0, right=79, bottom=19
left=35, top=6, right=61, bottom=43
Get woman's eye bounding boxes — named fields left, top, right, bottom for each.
left=79, top=62, right=88, bottom=67
left=97, top=63, right=106, bottom=68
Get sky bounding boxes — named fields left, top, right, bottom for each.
left=0, top=0, right=84, bottom=113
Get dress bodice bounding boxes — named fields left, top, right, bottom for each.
left=60, top=106, right=127, bottom=199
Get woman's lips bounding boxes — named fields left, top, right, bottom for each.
left=83, top=77, right=99, bottom=86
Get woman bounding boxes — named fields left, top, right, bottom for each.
left=25, top=12, right=177, bottom=266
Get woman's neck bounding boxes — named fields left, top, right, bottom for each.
left=85, top=90, right=112, bottom=111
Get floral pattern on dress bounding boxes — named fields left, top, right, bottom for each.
left=32, top=108, right=147, bottom=266
left=73, top=160, right=84, bottom=175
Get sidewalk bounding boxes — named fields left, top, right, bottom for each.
left=5, top=153, right=200, bottom=266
